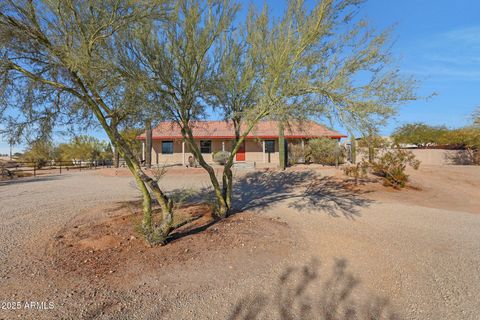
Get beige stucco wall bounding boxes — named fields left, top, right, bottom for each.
left=357, top=148, right=472, bottom=166
left=408, top=149, right=472, bottom=165
left=146, top=138, right=293, bottom=165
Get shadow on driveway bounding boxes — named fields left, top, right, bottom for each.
left=170, top=170, right=373, bottom=220
left=233, top=170, right=373, bottom=219
left=229, top=258, right=400, bottom=320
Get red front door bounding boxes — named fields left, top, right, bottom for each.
left=236, top=142, right=246, bottom=161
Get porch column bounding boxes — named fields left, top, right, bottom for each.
left=182, top=141, right=185, bottom=166
left=142, top=141, right=145, bottom=161
left=301, top=139, right=305, bottom=149
left=222, top=141, right=225, bottom=151
left=262, top=140, right=266, bottom=163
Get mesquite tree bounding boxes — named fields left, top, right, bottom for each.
left=0, top=0, right=175, bottom=245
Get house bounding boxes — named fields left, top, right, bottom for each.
left=137, top=120, right=346, bottom=165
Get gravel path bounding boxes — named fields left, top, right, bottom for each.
left=1, top=167, right=479, bottom=319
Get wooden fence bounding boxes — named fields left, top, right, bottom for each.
left=0, top=160, right=114, bottom=178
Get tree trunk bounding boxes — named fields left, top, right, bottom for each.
left=279, top=122, right=286, bottom=170
left=222, top=166, right=233, bottom=210
left=125, top=155, right=174, bottom=245
left=181, top=126, right=229, bottom=218
left=114, top=148, right=120, bottom=168
left=145, top=120, right=152, bottom=168
left=351, top=135, right=356, bottom=164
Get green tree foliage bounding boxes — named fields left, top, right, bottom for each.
left=1, top=0, right=419, bottom=239
left=0, top=0, right=175, bottom=245
left=392, top=123, right=448, bottom=147
left=120, top=128, right=143, bottom=161
left=58, top=136, right=112, bottom=164
left=439, top=127, right=480, bottom=164
left=21, top=140, right=55, bottom=168
left=121, top=0, right=417, bottom=217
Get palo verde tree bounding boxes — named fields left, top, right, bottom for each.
left=219, top=0, right=417, bottom=213
left=122, top=0, right=240, bottom=218
left=0, top=0, right=176, bottom=245
left=123, top=0, right=417, bottom=218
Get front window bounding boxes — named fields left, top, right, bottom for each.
left=161, top=141, right=173, bottom=154
left=200, top=140, right=212, bottom=153
left=265, top=140, right=275, bottom=153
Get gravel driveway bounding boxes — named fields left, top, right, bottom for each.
left=0, top=167, right=479, bottom=319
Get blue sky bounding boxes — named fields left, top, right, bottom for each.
left=1, top=0, right=479, bottom=154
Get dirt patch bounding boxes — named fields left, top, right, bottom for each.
left=47, top=202, right=294, bottom=287
left=334, top=165, right=480, bottom=214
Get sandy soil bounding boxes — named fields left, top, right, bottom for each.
left=0, top=165, right=479, bottom=319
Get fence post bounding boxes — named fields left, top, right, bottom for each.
left=33, top=165, right=36, bottom=177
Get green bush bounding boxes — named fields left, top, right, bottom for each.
left=308, top=138, right=344, bottom=165
left=370, top=147, right=420, bottom=188
left=212, top=151, right=230, bottom=165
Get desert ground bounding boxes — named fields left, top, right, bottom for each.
left=0, top=164, right=479, bottom=319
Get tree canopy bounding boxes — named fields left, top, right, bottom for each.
left=392, top=123, right=448, bottom=147
left=1, top=0, right=420, bottom=242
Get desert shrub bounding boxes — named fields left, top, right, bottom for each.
left=308, top=138, right=344, bottom=165
left=288, top=143, right=309, bottom=165
left=370, top=147, right=420, bottom=188
left=212, top=151, right=230, bottom=165
left=187, top=155, right=198, bottom=167
left=343, top=161, right=369, bottom=185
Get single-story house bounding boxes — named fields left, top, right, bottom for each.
left=137, top=120, right=346, bottom=165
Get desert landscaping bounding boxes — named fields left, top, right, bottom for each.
left=1, top=164, right=479, bottom=319
left=1, top=0, right=480, bottom=319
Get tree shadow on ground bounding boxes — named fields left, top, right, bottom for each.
left=229, top=258, right=400, bottom=320
left=232, top=170, right=373, bottom=219
left=163, top=170, right=373, bottom=241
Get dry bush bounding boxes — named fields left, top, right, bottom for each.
left=288, top=144, right=309, bottom=165
left=370, top=148, right=420, bottom=188
left=309, top=138, right=344, bottom=165
left=213, top=151, right=230, bottom=165
left=343, top=162, right=369, bottom=185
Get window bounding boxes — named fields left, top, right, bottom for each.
left=200, top=140, right=212, bottom=153
left=161, top=141, right=173, bottom=154
left=265, top=140, right=275, bottom=153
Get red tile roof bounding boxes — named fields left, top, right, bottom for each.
left=137, top=120, right=346, bottom=140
